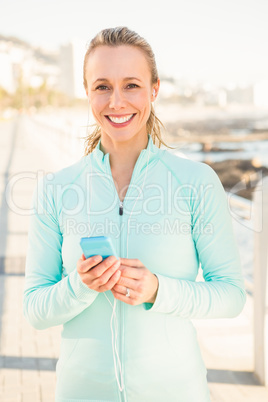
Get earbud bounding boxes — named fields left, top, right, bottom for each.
left=153, top=89, right=156, bottom=97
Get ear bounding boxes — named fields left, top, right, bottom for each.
left=151, top=78, right=160, bottom=101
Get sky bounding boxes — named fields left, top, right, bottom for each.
left=1, top=0, right=268, bottom=86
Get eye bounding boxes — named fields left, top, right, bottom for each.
left=127, top=83, right=139, bottom=89
left=95, top=85, right=109, bottom=91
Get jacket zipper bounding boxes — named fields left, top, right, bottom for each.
left=118, top=200, right=127, bottom=402
left=119, top=201, right=124, bottom=216
left=105, top=151, right=146, bottom=402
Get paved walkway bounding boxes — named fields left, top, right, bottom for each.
left=0, top=114, right=268, bottom=401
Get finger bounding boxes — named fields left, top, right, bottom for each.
left=117, top=276, right=137, bottom=289
left=112, top=283, right=136, bottom=297
left=111, top=289, right=135, bottom=305
left=78, top=255, right=103, bottom=273
left=98, top=268, right=121, bottom=292
left=91, top=256, right=119, bottom=277
left=93, top=259, right=121, bottom=287
left=119, top=265, right=141, bottom=279
left=80, top=260, right=120, bottom=290
left=119, top=258, right=143, bottom=267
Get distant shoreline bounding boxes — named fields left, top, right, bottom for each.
left=165, top=131, right=268, bottom=144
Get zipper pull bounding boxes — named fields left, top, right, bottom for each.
left=119, top=201, right=124, bottom=216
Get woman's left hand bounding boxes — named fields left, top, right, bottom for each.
left=110, top=258, right=159, bottom=305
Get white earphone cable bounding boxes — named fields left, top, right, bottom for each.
left=85, top=95, right=156, bottom=393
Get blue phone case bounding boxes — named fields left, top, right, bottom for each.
left=80, top=236, right=118, bottom=260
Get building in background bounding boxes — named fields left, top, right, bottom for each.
left=226, top=84, right=254, bottom=105
left=0, top=50, right=14, bottom=93
left=0, top=35, right=59, bottom=94
left=59, top=40, right=86, bottom=99
left=254, top=81, right=268, bottom=108
left=0, top=39, right=27, bottom=93
left=0, top=35, right=85, bottom=100
left=1, top=34, right=267, bottom=108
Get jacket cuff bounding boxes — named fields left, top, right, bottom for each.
left=143, top=273, right=171, bottom=313
left=68, top=269, right=99, bottom=304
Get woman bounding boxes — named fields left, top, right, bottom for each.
left=24, top=27, right=246, bottom=402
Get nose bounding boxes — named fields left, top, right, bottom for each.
left=109, top=88, right=126, bottom=110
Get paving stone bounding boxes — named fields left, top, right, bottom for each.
left=22, top=393, right=41, bottom=402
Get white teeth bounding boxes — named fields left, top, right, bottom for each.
left=108, top=114, right=134, bottom=123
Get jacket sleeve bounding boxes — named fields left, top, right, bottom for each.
left=23, top=175, right=99, bottom=330
left=144, top=163, right=247, bottom=318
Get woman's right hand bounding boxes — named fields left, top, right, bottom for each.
left=77, top=254, right=121, bottom=292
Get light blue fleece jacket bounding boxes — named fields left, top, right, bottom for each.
left=23, top=134, right=246, bottom=402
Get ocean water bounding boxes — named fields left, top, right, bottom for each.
left=170, top=139, right=268, bottom=167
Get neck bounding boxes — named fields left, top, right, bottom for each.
left=99, top=133, right=149, bottom=174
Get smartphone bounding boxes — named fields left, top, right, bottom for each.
left=80, top=236, right=118, bottom=260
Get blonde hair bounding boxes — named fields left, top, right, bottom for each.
left=83, top=26, right=172, bottom=155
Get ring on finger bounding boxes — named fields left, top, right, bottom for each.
left=126, top=287, right=130, bottom=298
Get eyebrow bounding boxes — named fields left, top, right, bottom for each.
left=93, top=77, right=142, bottom=85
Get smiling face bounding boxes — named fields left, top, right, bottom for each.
left=85, top=45, right=159, bottom=146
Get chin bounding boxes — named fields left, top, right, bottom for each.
left=105, top=130, right=141, bottom=143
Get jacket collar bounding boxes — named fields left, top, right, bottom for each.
left=85, top=134, right=161, bottom=176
